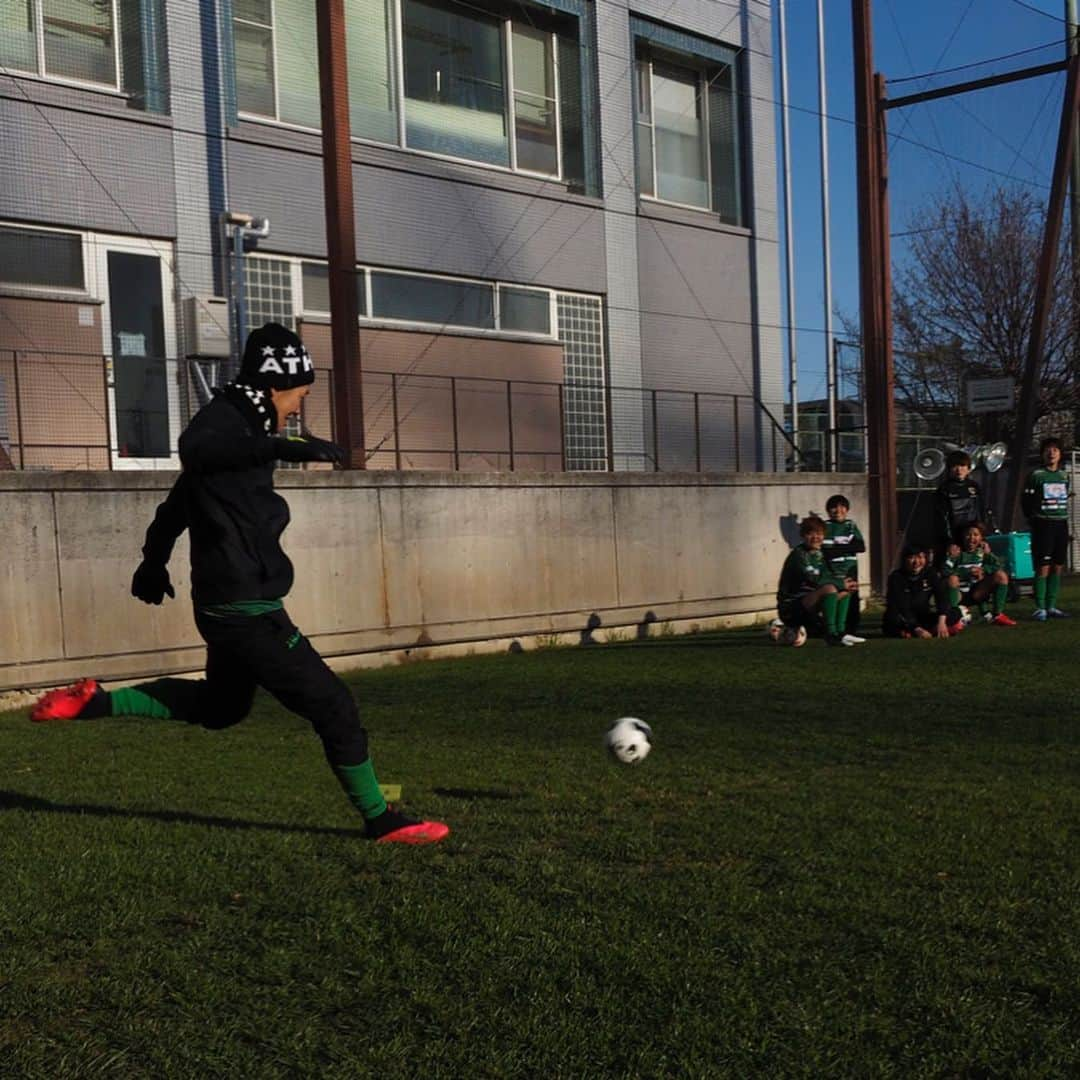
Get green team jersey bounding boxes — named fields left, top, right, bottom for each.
left=821, top=519, right=864, bottom=577
left=941, top=548, right=1000, bottom=586
left=1022, top=468, right=1070, bottom=520
left=777, top=544, right=845, bottom=602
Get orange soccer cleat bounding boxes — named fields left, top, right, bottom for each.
left=30, top=678, right=104, bottom=723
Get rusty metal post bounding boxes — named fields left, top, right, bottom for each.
left=1003, top=53, right=1080, bottom=530
left=12, top=354, right=25, bottom=468
left=651, top=389, right=659, bottom=471
left=451, top=376, right=460, bottom=470
left=733, top=395, right=741, bottom=472
left=506, top=381, right=515, bottom=471
left=693, top=391, right=701, bottom=472
left=316, top=0, right=364, bottom=468
left=853, top=0, right=898, bottom=592
left=557, top=382, right=566, bottom=471
left=102, top=354, right=113, bottom=470
left=391, top=372, right=401, bottom=471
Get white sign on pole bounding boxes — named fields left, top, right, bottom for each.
left=965, top=377, right=1014, bottom=414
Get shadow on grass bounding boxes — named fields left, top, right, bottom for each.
left=432, top=787, right=524, bottom=800
left=0, top=790, right=365, bottom=837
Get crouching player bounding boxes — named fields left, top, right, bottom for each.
left=883, top=544, right=962, bottom=639
left=777, top=516, right=863, bottom=646
left=941, top=522, right=1016, bottom=626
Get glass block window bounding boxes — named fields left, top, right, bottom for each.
left=557, top=293, right=606, bottom=471
left=244, top=256, right=294, bottom=333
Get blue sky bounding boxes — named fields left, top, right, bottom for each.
left=777, top=0, right=1070, bottom=404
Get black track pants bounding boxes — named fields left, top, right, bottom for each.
left=132, top=608, right=367, bottom=767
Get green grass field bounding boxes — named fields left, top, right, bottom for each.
left=4, top=586, right=1080, bottom=1078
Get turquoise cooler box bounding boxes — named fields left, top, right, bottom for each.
left=986, top=532, right=1034, bottom=581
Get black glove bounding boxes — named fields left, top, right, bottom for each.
left=272, top=435, right=346, bottom=465
left=131, top=561, right=175, bottom=605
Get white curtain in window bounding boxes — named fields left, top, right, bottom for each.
left=275, top=0, right=321, bottom=127
left=511, top=24, right=556, bottom=175
left=652, top=63, right=708, bottom=209
left=346, top=0, right=398, bottom=144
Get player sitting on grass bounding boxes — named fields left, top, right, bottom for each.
left=776, top=515, right=862, bottom=647
left=1022, top=436, right=1070, bottom=621
left=941, top=522, right=1016, bottom=627
left=882, top=543, right=963, bottom=639
left=29, top=323, right=449, bottom=846
left=822, top=493, right=866, bottom=643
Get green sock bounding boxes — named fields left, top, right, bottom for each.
left=949, top=587, right=961, bottom=608
left=821, top=592, right=839, bottom=635
left=1034, top=576, right=1047, bottom=610
left=993, top=584, right=1008, bottom=615
left=109, top=687, right=174, bottom=719
left=333, top=760, right=387, bottom=820
left=836, top=594, right=851, bottom=634
left=1047, top=572, right=1061, bottom=610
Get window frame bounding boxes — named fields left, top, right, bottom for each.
left=3, top=0, right=123, bottom=92
left=0, top=221, right=91, bottom=295
left=234, top=0, right=568, bottom=181
left=634, top=52, right=714, bottom=215
left=296, top=258, right=558, bottom=340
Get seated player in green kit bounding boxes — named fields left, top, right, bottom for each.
left=941, top=522, right=1016, bottom=627
left=776, top=515, right=862, bottom=647
left=29, top=323, right=449, bottom=845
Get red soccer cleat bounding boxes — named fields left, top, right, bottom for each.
left=376, top=819, right=450, bottom=845
left=991, top=613, right=1017, bottom=627
left=30, top=678, right=101, bottom=722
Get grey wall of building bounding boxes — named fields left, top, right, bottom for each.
left=0, top=78, right=176, bottom=239
left=227, top=134, right=607, bottom=294
left=0, top=0, right=781, bottom=468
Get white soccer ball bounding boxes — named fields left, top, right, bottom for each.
left=783, top=624, right=808, bottom=647
left=768, top=618, right=786, bottom=642
left=605, top=717, right=653, bottom=764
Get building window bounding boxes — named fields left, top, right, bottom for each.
left=234, top=0, right=320, bottom=128
left=1, top=0, right=168, bottom=108
left=636, top=59, right=709, bottom=209
left=372, top=271, right=495, bottom=329
left=234, top=0, right=581, bottom=183
left=301, top=262, right=367, bottom=317
left=1, top=0, right=117, bottom=87
left=632, top=21, right=742, bottom=225
left=296, top=259, right=561, bottom=339
left=0, top=225, right=84, bottom=290
left=499, top=285, right=550, bottom=335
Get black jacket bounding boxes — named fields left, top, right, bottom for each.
left=883, top=566, right=949, bottom=632
left=935, top=476, right=988, bottom=545
left=141, top=388, right=295, bottom=605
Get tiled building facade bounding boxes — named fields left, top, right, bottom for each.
left=0, top=0, right=782, bottom=472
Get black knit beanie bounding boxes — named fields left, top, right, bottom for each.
left=239, top=323, right=316, bottom=390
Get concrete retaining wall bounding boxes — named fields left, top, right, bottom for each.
left=0, top=471, right=869, bottom=691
